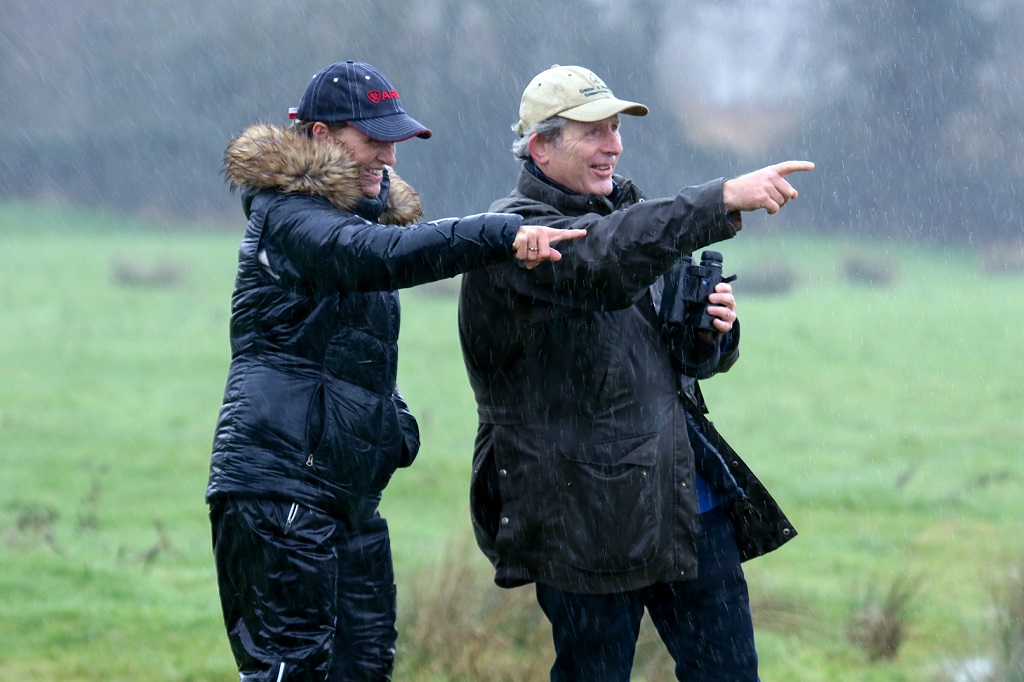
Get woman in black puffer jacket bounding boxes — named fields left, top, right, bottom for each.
left=207, top=61, right=582, bottom=682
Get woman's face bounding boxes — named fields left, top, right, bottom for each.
left=317, top=124, right=397, bottom=198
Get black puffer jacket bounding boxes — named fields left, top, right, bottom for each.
left=207, top=124, right=522, bottom=520
left=459, top=163, right=795, bottom=594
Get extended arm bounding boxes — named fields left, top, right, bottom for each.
left=261, top=198, right=580, bottom=293
left=490, top=179, right=740, bottom=313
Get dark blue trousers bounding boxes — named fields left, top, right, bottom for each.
left=210, top=498, right=397, bottom=681
left=535, top=507, right=758, bottom=682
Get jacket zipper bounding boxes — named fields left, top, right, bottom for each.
left=285, top=503, right=299, bottom=531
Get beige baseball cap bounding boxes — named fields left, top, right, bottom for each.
left=515, top=65, right=649, bottom=136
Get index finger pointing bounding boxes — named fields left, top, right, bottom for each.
left=772, top=160, right=815, bottom=176
left=547, top=228, right=588, bottom=244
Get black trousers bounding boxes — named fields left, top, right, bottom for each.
left=535, top=506, right=758, bottom=682
left=210, top=498, right=397, bottom=681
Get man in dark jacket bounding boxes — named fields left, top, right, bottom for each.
left=458, top=64, right=813, bottom=681
left=207, top=60, right=582, bottom=682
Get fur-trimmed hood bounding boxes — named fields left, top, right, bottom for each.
left=223, top=123, right=423, bottom=226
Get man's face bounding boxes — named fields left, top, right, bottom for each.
left=320, top=124, right=397, bottom=198
left=534, top=116, right=622, bottom=196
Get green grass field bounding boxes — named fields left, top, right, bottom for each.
left=1, top=201, right=1022, bottom=681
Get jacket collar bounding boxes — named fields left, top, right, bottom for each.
left=223, top=123, right=422, bottom=225
left=520, top=160, right=635, bottom=215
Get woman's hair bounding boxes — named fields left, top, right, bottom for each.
left=511, top=116, right=567, bottom=160
left=291, top=120, right=349, bottom=138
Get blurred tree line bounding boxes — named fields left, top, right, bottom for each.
left=1, top=0, right=1021, bottom=244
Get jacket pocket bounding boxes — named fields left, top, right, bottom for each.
left=318, top=385, right=401, bottom=497
left=554, top=433, right=660, bottom=573
left=303, top=383, right=327, bottom=467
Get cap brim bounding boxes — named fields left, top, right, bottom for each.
left=559, top=97, right=649, bottom=123
left=349, top=113, right=432, bottom=142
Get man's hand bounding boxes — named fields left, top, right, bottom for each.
left=512, top=225, right=587, bottom=269
left=723, top=160, right=815, bottom=214
left=706, top=282, right=736, bottom=334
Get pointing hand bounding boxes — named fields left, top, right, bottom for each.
left=512, top=225, right=587, bottom=269
left=723, top=160, right=815, bottom=214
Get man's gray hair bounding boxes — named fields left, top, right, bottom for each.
left=511, top=116, right=568, bottom=160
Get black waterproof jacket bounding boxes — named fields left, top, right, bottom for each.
left=459, top=163, right=795, bottom=594
left=207, top=124, right=522, bottom=520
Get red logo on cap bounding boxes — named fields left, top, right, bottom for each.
left=367, top=89, right=399, bottom=104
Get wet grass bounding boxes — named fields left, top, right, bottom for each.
left=1, top=202, right=1022, bottom=680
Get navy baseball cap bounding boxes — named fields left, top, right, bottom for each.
left=291, top=61, right=432, bottom=142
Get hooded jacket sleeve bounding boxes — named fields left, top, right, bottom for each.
left=259, top=194, right=522, bottom=293
left=677, top=321, right=741, bottom=379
